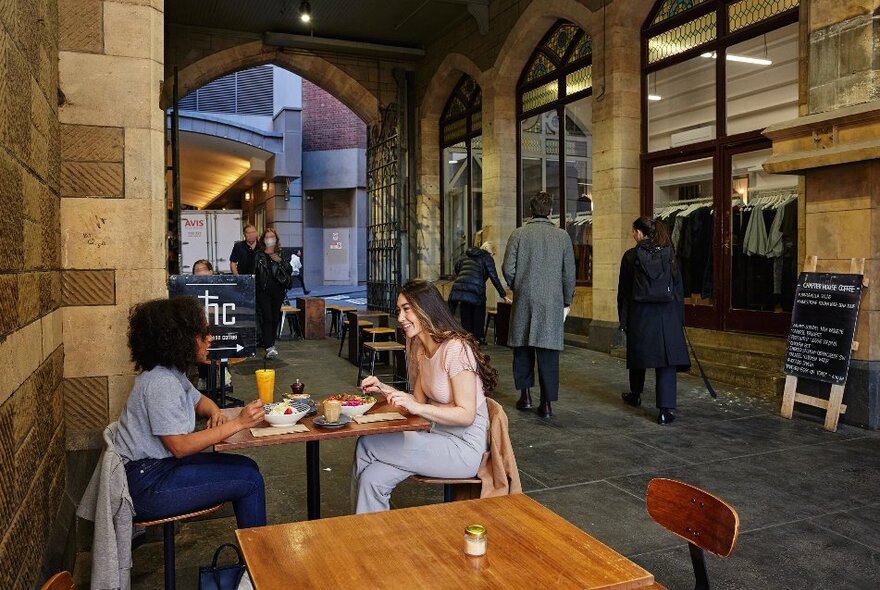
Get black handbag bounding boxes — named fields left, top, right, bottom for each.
left=198, top=543, right=247, bottom=590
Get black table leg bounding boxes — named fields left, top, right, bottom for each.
left=306, top=440, right=320, bottom=520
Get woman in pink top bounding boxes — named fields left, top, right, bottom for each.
left=353, top=279, right=496, bottom=513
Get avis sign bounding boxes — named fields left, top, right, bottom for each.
left=168, top=274, right=257, bottom=360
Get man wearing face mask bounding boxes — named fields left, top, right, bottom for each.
left=230, top=224, right=259, bottom=275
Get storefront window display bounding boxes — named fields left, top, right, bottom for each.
left=518, top=21, right=593, bottom=285
left=642, top=0, right=799, bottom=334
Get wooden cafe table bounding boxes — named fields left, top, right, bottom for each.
left=236, top=493, right=655, bottom=589
left=215, top=402, right=430, bottom=520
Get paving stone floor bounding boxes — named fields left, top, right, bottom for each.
left=127, top=331, right=880, bottom=589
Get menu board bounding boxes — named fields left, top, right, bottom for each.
left=168, top=274, right=257, bottom=360
left=784, top=272, right=863, bottom=384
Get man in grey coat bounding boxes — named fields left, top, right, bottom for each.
left=502, top=191, right=576, bottom=418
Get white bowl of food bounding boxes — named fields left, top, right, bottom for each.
left=329, top=394, right=377, bottom=418
left=263, top=401, right=309, bottom=427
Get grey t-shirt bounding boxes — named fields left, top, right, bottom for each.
left=114, top=366, right=202, bottom=463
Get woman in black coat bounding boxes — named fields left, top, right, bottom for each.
left=617, top=216, right=690, bottom=424
left=448, top=241, right=511, bottom=342
left=254, top=227, right=293, bottom=360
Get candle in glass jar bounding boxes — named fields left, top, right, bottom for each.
left=464, top=524, right=487, bottom=556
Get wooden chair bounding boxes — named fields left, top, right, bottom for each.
left=646, top=478, right=740, bottom=590
left=409, top=474, right=482, bottom=502
left=39, top=572, right=75, bottom=590
left=134, top=503, right=225, bottom=590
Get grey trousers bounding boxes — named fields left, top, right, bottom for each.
left=351, top=410, right=488, bottom=514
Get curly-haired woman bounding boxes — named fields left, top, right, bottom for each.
left=353, top=279, right=497, bottom=513
left=114, top=297, right=268, bottom=528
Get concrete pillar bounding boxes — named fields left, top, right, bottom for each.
left=587, top=0, right=646, bottom=350
left=58, top=0, right=167, bottom=449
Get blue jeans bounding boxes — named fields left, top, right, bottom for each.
left=125, top=453, right=266, bottom=529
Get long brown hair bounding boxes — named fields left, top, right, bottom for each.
left=399, top=279, right=498, bottom=394
left=633, top=216, right=672, bottom=249
left=257, top=227, right=281, bottom=252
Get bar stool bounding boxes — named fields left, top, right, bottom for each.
left=134, top=503, right=225, bottom=590
left=278, top=305, right=303, bottom=340
left=484, top=309, right=498, bottom=344
left=326, top=305, right=356, bottom=337
left=358, top=326, right=398, bottom=372
left=338, top=319, right=373, bottom=356
left=357, top=340, right=408, bottom=387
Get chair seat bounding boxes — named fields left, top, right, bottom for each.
left=363, top=341, right=405, bottom=352
left=134, top=503, right=224, bottom=527
left=363, top=327, right=396, bottom=335
left=344, top=320, right=374, bottom=327
left=410, top=475, right=481, bottom=485
left=487, top=309, right=497, bottom=316
left=280, top=305, right=300, bottom=313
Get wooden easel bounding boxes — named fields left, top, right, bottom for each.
left=780, top=256, right=868, bottom=432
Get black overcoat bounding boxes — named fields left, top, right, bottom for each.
left=617, top=243, right=691, bottom=371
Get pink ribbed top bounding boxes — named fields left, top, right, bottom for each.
left=418, top=338, right=486, bottom=410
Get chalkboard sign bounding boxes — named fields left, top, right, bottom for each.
left=784, top=272, right=863, bottom=384
left=168, top=274, right=257, bottom=360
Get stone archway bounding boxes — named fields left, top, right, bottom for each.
left=416, top=53, right=484, bottom=279
left=160, top=40, right=380, bottom=125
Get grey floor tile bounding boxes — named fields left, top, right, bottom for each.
left=810, top=503, right=880, bottom=552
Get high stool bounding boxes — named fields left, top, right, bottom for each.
left=357, top=341, right=408, bottom=386
left=338, top=319, right=373, bottom=356
left=134, top=503, right=224, bottom=590
left=278, top=305, right=303, bottom=340
left=326, top=305, right=356, bottom=337
left=359, top=326, right=397, bottom=370
left=484, top=309, right=498, bottom=344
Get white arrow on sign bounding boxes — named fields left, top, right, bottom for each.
left=210, top=344, right=244, bottom=353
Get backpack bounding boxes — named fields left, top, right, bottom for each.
left=632, top=245, right=674, bottom=303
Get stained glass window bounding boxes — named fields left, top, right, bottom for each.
left=440, top=74, right=482, bottom=146
left=648, top=12, right=716, bottom=64
left=651, top=0, right=708, bottom=26
left=729, top=0, right=799, bottom=32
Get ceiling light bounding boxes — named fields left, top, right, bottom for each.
left=700, top=51, right=772, bottom=66
left=648, top=94, right=662, bottom=101
left=261, top=181, right=268, bottom=192
left=298, top=1, right=311, bottom=23
left=244, top=192, right=251, bottom=201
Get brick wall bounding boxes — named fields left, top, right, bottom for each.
left=0, top=1, right=66, bottom=589
left=302, top=79, right=367, bottom=151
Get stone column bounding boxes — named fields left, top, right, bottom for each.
left=587, top=0, right=645, bottom=351
left=59, top=0, right=167, bottom=449
left=763, top=0, right=880, bottom=428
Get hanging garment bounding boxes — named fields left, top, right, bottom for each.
left=742, top=203, right=768, bottom=256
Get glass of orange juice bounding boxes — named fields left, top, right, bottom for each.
left=255, top=369, right=275, bottom=405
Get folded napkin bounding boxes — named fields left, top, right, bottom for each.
left=250, top=424, right=309, bottom=437
left=353, top=412, right=406, bottom=424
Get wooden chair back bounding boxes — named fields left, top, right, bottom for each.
left=40, top=571, right=75, bottom=590
left=646, top=478, right=739, bottom=557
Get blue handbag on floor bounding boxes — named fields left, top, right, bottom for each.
left=199, top=543, right=246, bottom=590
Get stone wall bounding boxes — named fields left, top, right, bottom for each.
left=0, top=2, right=66, bottom=589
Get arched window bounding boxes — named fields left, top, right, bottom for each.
left=642, top=0, right=799, bottom=334
left=517, top=21, right=594, bottom=285
left=440, top=75, right=482, bottom=275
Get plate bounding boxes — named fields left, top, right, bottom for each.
left=313, top=415, right=352, bottom=429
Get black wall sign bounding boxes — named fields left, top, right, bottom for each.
left=168, top=275, right=257, bottom=360
left=784, top=272, right=863, bottom=385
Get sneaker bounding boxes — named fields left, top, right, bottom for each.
left=265, top=346, right=278, bottom=359
left=224, top=371, right=232, bottom=386
left=197, top=378, right=207, bottom=391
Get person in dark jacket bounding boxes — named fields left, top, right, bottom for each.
left=617, top=216, right=691, bottom=425
left=255, top=227, right=293, bottom=359
left=448, top=241, right=511, bottom=342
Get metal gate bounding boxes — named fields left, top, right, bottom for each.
left=366, top=103, right=404, bottom=313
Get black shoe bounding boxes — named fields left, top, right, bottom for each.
left=537, top=400, right=552, bottom=418
left=515, top=389, right=532, bottom=410
left=657, top=409, right=676, bottom=425
left=622, top=392, right=642, bottom=407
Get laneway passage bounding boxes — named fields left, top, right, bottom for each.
left=118, top=337, right=880, bottom=589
